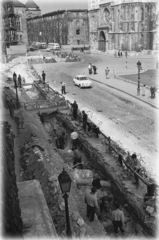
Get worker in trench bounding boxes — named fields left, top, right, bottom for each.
left=72, top=148, right=83, bottom=169
left=56, top=132, right=66, bottom=149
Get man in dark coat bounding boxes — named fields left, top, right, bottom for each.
left=82, top=110, right=87, bottom=132
left=13, top=72, right=17, bottom=88
left=58, top=132, right=66, bottom=149
left=72, top=101, right=78, bottom=120
left=42, top=71, right=46, bottom=84
left=18, top=75, right=22, bottom=88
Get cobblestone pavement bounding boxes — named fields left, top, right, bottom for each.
left=33, top=53, right=158, bottom=180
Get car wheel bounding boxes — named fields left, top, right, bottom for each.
left=79, top=85, right=82, bottom=88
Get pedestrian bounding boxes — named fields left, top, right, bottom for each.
left=88, top=63, right=92, bottom=74
left=84, top=187, right=99, bottom=222
left=113, top=68, right=116, bottom=78
left=93, top=65, right=97, bottom=74
left=105, top=67, right=110, bottom=79
left=13, top=72, right=17, bottom=81
left=18, top=74, right=22, bottom=88
left=142, top=84, right=146, bottom=96
left=22, top=77, right=25, bottom=84
left=13, top=72, right=17, bottom=88
left=82, top=110, right=87, bottom=132
left=92, top=124, right=100, bottom=138
left=150, top=85, right=156, bottom=99
left=112, top=202, right=125, bottom=235
left=58, top=132, right=66, bottom=149
left=120, top=51, right=123, bottom=57
left=125, top=51, right=128, bottom=58
left=61, top=82, right=66, bottom=94
left=42, top=71, right=46, bottom=84
left=71, top=101, right=78, bottom=120
left=8, top=99, right=15, bottom=119
left=118, top=51, right=120, bottom=58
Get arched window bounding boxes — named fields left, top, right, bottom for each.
left=104, top=8, right=110, bottom=23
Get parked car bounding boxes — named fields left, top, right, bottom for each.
left=73, top=75, right=93, bottom=88
left=46, top=48, right=51, bottom=52
left=48, top=43, right=60, bottom=50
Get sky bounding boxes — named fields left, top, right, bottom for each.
left=20, top=0, right=88, bottom=14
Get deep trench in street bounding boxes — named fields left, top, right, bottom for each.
left=3, top=61, right=157, bottom=238
left=13, top=73, right=156, bottom=237
left=40, top=111, right=150, bottom=237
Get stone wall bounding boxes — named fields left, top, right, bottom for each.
left=27, top=10, right=89, bottom=45
left=2, top=122, right=23, bottom=236
left=15, top=109, right=102, bottom=238
left=67, top=11, right=89, bottom=45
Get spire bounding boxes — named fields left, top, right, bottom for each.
left=25, top=0, right=40, bottom=9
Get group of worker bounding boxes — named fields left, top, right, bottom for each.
left=84, top=182, right=125, bottom=235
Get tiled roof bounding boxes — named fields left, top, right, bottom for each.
left=11, top=0, right=25, bottom=7
left=25, top=0, right=40, bottom=9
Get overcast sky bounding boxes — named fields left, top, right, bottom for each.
left=20, top=0, right=88, bottom=14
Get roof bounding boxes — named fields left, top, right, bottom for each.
left=25, top=0, right=40, bottom=9
left=11, top=0, right=25, bottom=7
left=42, top=10, right=65, bottom=18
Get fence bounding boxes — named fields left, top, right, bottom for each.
left=65, top=99, right=157, bottom=197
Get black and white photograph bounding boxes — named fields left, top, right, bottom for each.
left=1, top=0, right=159, bottom=239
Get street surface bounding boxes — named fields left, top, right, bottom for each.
left=33, top=51, right=159, bottom=181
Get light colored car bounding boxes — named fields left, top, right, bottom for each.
left=46, top=48, right=51, bottom=52
left=48, top=43, right=60, bottom=50
left=73, top=75, right=93, bottom=88
left=52, top=43, right=60, bottom=50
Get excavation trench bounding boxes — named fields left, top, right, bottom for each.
left=14, top=81, right=156, bottom=237
left=37, top=111, right=156, bottom=237
left=9, top=66, right=156, bottom=237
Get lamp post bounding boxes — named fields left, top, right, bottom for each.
left=13, top=74, right=19, bottom=108
left=137, top=60, right=142, bottom=96
left=58, top=168, right=72, bottom=237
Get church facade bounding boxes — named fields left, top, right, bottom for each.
left=88, top=0, right=158, bottom=52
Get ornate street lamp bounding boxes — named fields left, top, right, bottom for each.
left=58, top=168, right=72, bottom=237
left=137, top=60, right=142, bottom=96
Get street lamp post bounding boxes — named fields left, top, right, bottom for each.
left=137, top=60, right=142, bottom=96
left=58, top=168, right=72, bottom=237
left=13, top=75, right=19, bottom=108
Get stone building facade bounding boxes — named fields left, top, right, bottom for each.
left=89, top=0, right=158, bottom=52
left=13, top=0, right=28, bottom=45
left=27, top=9, right=89, bottom=46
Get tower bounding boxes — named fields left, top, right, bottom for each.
left=25, top=0, right=41, bottom=19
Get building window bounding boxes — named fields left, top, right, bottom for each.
left=15, top=16, right=21, bottom=31
left=76, top=28, right=80, bottom=35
